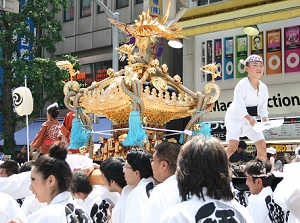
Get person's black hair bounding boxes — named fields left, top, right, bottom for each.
left=126, top=148, right=153, bottom=179
left=47, top=105, right=60, bottom=119
left=177, top=136, right=234, bottom=202
left=238, top=140, right=247, bottom=149
left=0, top=145, right=4, bottom=153
left=33, top=141, right=72, bottom=193
left=70, top=171, right=93, bottom=194
left=0, top=160, right=19, bottom=176
left=244, top=158, right=274, bottom=187
left=100, top=157, right=126, bottom=188
left=18, top=160, right=35, bottom=173
left=154, top=142, right=181, bottom=174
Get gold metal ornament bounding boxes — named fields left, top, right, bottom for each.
left=57, top=0, right=221, bottom=158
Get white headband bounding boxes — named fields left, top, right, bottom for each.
left=47, top=102, right=59, bottom=111
left=246, top=167, right=273, bottom=178
left=240, top=54, right=263, bottom=65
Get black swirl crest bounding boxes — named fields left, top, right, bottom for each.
left=13, top=92, right=23, bottom=107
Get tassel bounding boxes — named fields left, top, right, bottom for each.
left=156, top=39, right=163, bottom=57
left=122, top=111, right=147, bottom=147
left=192, top=122, right=211, bottom=138
left=69, top=117, right=91, bottom=149
left=179, top=132, right=184, bottom=145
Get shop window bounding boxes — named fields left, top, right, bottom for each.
left=78, top=64, right=93, bottom=86
left=64, top=0, right=74, bottom=22
left=80, top=0, right=91, bottom=18
left=116, top=0, right=129, bottom=9
left=198, top=0, right=223, bottom=6
left=76, top=62, right=113, bottom=86
left=97, top=0, right=108, bottom=14
left=136, top=0, right=143, bottom=4
left=95, top=60, right=112, bottom=82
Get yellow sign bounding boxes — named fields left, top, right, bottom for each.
left=149, top=0, right=162, bottom=18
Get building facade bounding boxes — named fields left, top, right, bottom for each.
left=52, top=0, right=300, bottom=149
left=179, top=0, right=300, bottom=148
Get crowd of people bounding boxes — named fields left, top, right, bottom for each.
left=0, top=136, right=299, bottom=223
left=0, top=55, right=299, bottom=222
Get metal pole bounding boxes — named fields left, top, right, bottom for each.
left=25, top=75, right=30, bottom=161
left=112, top=12, right=119, bottom=71
left=91, top=0, right=119, bottom=71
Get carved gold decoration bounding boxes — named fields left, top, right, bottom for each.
left=56, top=61, right=79, bottom=81
left=57, top=1, right=221, bottom=158
left=200, top=62, right=221, bottom=83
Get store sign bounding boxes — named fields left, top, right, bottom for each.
left=96, top=69, right=108, bottom=82
left=210, top=118, right=300, bottom=142
left=150, top=0, right=162, bottom=18
left=205, top=83, right=300, bottom=121
left=264, top=118, right=300, bottom=140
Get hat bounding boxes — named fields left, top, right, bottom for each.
left=238, top=141, right=247, bottom=149
left=239, top=54, right=263, bottom=65
left=267, top=147, right=277, bottom=155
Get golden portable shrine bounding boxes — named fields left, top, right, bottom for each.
left=56, top=1, right=221, bottom=160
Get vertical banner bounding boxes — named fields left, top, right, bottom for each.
left=224, top=37, right=234, bottom=80
left=18, top=0, right=34, bottom=62
left=251, top=32, right=264, bottom=57
left=214, top=39, right=222, bottom=81
left=207, top=40, right=213, bottom=81
left=284, top=25, right=300, bottom=73
left=266, top=29, right=282, bottom=75
left=236, top=35, right=248, bottom=78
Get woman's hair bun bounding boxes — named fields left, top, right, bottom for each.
left=49, top=141, right=68, bottom=160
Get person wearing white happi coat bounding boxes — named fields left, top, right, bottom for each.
left=26, top=191, right=92, bottom=223
left=160, top=193, right=253, bottom=223
left=245, top=158, right=286, bottom=223
left=0, top=192, right=26, bottom=223
left=160, top=137, right=254, bottom=223
left=21, top=194, right=46, bottom=217
left=112, top=185, right=134, bottom=223
left=125, top=177, right=155, bottom=223
left=98, top=156, right=132, bottom=223
left=274, top=162, right=300, bottom=223
left=0, top=153, right=93, bottom=200
left=71, top=170, right=114, bottom=222
left=143, top=175, right=178, bottom=223
left=123, top=148, right=155, bottom=223
left=225, top=54, right=269, bottom=160
left=142, top=142, right=181, bottom=223
left=21, top=142, right=92, bottom=223
left=0, top=171, right=31, bottom=199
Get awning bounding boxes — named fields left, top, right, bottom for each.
left=0, top=118, right=112, bottom=146
left=92, top=118, right=112, bottom=142
left=0, top=122, right=47, bottom=146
